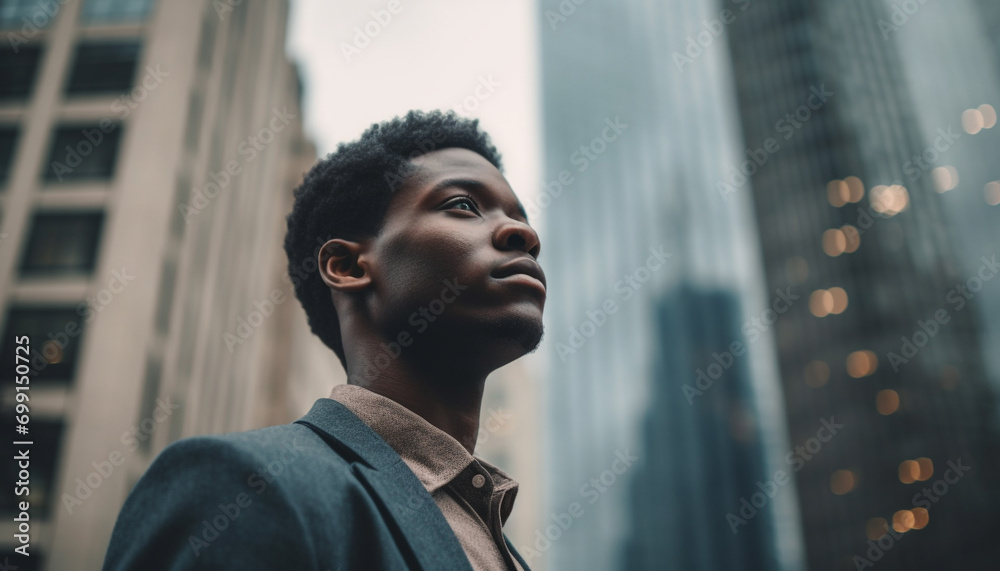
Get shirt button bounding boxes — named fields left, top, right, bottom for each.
left=472, top=474, right=486, bottom=488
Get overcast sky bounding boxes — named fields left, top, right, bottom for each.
left=286, top=0, right=542, bottom=222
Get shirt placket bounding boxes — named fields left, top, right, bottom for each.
left=450, top=461, right=522, bottom=571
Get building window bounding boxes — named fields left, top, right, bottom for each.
left=81, top=0, right=155, bottom=24
left=0, top=0, right=61, bottom=29
left=44, top=124, right=122, bottom=182
left=0, top=126, right=17, bottom=183
left=0, top=44, right=42, bottom=100
left=2, top=306, right=86, bottom=382
left=65, top=40, right=141, bottom=95
left=20, top=211, right=104, bottom=275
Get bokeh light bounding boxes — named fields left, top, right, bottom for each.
left=847, top=350, right=878, bottom=378
left=876, top=389, right=899, bottom=415
left=830, top=470, right=856, bottom=495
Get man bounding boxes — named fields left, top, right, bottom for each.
left=103, top=110, right=544, bottom=570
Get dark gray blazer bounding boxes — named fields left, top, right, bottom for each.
left=102, top=398, right=532, bottom=570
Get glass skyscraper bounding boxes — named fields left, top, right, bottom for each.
left=536, top=1, right=803, bottom=569
left=725, top=0, right=1000, bottom=568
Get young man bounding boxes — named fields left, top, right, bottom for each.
left=103, top=111, right=544, bottom=570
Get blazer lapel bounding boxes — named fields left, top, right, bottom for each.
left=505, top=535, right=532, bottom=571
left=295, top=398, right=473, bottom=571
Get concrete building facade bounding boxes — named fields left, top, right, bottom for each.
left=0, top=0, right=332, bottom=568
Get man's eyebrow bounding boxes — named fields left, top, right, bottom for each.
left=428, top=177, right=530, bottom=223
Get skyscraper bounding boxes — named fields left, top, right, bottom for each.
left=885, top=0, right=1000, bottom=395
left=725, top=0, right=1000, bottom=568
left=536, top=0, right=802, bottom=569
left=0, top=1, right=327, bottom=568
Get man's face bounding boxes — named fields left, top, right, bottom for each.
left=364, top=147, right=545, bottom=369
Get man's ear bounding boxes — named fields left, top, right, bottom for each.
left=318, top=238, right=372, bottom=292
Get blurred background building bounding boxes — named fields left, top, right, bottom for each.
left=889, top=0, right=1000, bottom=393
left=536, top=1, right=802, bottom=570
left=0, top=0, right=333, bottom=568
left=725, top=0, right=1000, bottom=569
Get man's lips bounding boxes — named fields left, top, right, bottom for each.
left=491, top=257, right=547, bottom=294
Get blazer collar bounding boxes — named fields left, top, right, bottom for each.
left=294, top=398, right=474, bottom=571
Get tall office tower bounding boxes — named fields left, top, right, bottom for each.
left=536, top=1, right=803, bottom=569
left=725, top=0, right=1000, bottom=569
left=0, top=1, right=328, bottom=568
left=884, top=0, right=1000, bottom=394
left=624, top=286, right=782, bottom=570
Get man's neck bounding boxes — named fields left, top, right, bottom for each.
left=334, top=362, right=487, bottom=455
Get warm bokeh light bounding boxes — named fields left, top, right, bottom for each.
left=828, top=287, right=848, bottom=314
left=892, top=509, right=915, bottom=532
left=827, top=179, right=849, bottom=207
left=962, top=108, right=985, bottom=134
left=841, top=225, right=861, bottom=252
left=847, top=350, right=877, bottom=378
left=805, top=360, right=830, bottom=388
left=822, top=229, right=847, bottom=256
left=979, top=103, right=997, bottom=128
left=866, top=517, right=888, bottom=540
left=931, top=165, right=959, bottom=192
left=899, top=459, right=920, bottom=484
left=916, top=457, right=934, bottom=481
left=810, top=289, right=835, bottom=317
left=42, top=340, right=64, bottom=364
left=985, top=181, right=1000, bottom=206
left=911, top=507, right=930, bottom=529
left=876, top=389, right=899, bottom=415
left=830, top=470, right=855, bottom=495
left=870, top=184, right=909, bottom=216
left=844, top=176, right=864, bottom=202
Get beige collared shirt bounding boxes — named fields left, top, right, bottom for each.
left=329, top=384, right=524, bottom=571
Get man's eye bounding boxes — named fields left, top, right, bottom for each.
left=447, top=197, right=479, bottom=213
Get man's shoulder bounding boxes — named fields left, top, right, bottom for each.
left=148, top=419, right=354, bottom=488
left=104, top=415, right=384, bottom=569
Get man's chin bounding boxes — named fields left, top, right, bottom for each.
left=490, top=313, right=545, bottom=356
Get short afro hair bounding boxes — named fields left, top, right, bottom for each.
left=283, top=110, right=503, bottom=370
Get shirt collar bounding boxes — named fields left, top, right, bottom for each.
left=329, top=383, right=514, bottom=498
